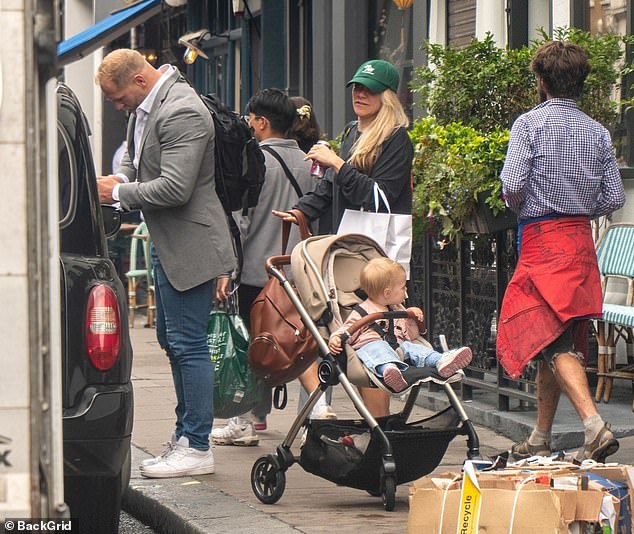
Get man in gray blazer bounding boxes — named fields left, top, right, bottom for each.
left=96, top=48, right=236, bottom=478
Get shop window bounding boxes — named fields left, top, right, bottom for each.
left=584, top=0, right=633, bottom=170
left=447, top=0, right=476, bottom=47
left=370, top=1, right=415, bottom=119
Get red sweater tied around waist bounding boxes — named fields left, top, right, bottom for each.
left=496, top=217, right=602, bottom=378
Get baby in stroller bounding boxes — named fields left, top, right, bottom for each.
left=328, top=257, right=472, bottom=393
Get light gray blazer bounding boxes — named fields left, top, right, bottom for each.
left=117, top=69, right=236, bottom=291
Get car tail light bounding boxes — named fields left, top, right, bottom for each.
left=85, top=284, right=121, bottom=371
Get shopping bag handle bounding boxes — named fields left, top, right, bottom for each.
left=372, top=183, right=392, bottom=214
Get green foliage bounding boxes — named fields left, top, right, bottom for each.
left=409, top=118, right=509, bottom=239
left=409, top=29, right=634, bottom=240
left=413, top=34, right=536, bottom=133
left=327, top=130, right=343, bottom=156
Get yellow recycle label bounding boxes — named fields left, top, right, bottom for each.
left=457, top=461, right=481, bottom=534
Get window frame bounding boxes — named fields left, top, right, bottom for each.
left=58, top=121, right=78, bottom=230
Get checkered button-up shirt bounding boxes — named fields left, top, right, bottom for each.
left=501, top=98, right=625, bottom=220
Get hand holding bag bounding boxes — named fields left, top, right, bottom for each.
left=337, top=184, right=413, bottom=277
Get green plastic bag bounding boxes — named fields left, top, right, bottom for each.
left=207, top=310, right=264, bottom=419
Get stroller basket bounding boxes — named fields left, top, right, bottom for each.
left=300, top=408, right=461, bottom=493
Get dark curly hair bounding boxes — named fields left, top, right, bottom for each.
left=531, top=40, right=590, bottom=99
left=289, top=96, right=322, bottom=153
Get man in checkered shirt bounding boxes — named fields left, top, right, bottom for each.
left=496, top=41, right=626, bottom=463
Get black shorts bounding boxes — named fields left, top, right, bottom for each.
left=540, top=323, right=584, bottom=368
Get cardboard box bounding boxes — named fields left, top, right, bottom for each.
left=407, top=471, right=605, bottom=534
left=587, top=465, right=634, bottom=534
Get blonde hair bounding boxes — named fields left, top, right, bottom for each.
left=348, top=89, right=409, bottom=173
left=95, top=48, right=146, bottom=88
left=360, top=257, right=405, bottom=300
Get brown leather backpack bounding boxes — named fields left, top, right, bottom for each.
left=247, top=211, right=319, bottom=386
left=248, top=274, right=319, bottom=386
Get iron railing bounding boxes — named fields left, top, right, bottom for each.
left=410, top=229, right=543, bottom=410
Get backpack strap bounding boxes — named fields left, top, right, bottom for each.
left=352, top=304, right=399, bottom=349
left=261, top=145, right=304, bottom=198
left=262, top=146, right=308, bottom=254
left=273, top=384, right=288, bottom=410
left=343, top=120, right=358, bottom=139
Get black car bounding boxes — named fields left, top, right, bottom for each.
left=57, top=83, right=133, bottom=533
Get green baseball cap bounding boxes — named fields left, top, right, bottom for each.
left=346, top=59, right=399, bottom=93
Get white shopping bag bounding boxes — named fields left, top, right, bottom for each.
left=337, top=184, right=412, bottom=278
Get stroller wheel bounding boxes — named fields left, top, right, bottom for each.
left=251, top=455, right=286, bottom=505
left=381, top=475, right=396, bottom=512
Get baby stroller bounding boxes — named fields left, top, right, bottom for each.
left=250, top=233, right=481, bottom=511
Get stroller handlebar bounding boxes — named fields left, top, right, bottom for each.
left=265, top=255, right=291, bottom=272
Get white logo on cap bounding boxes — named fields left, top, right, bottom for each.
left=361, top=65, right=375, bottom=76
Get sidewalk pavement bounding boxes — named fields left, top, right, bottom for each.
left=123, top=318, right=634, bottom=534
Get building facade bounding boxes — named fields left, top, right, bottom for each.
left=60, top=0, right=634, bottom=181
left=58, top=0, right=632, bottom=407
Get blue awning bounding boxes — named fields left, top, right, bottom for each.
left=57, top=0, right=162, bottom=67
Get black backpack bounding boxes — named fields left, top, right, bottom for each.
left=199, top=93, right=266, bottom=215
left=198, top=93, right=266, bottom=281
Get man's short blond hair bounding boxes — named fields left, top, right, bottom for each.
left=360, top=257, right=405, bottom=300
left=95, top=48, right=146, bottom=88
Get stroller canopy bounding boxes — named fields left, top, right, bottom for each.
left=291, top=233, right=386, bottom=323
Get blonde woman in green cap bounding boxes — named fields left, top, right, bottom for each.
left=274, top=59, right=412, bottom=234
left=273, top=59, right=413, bottom=417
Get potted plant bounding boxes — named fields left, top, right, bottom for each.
left=409, top=117, right=511, bottom=239
left=409, top=29, right=634, bottom=242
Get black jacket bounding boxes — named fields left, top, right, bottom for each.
left=296, top=122, right=413, bottom=234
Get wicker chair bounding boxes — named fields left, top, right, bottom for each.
left=594, top=223, right=634, bottom=409
left=125, top=222, right=155, bottom=328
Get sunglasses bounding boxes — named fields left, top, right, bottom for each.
left=351, top=83, right=376, bottom=94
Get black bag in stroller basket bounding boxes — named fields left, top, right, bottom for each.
left=299, top=409, right=461, bottom=494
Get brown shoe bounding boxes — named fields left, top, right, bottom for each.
left=510, top=438, right=551, bottom=460
left=577, top=424, right=619, bottom=463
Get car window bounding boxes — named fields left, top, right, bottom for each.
left=58, top=94, right=101, bottom=256
left=58, top=124, right=77, bottom=228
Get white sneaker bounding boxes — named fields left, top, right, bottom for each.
left=141, top=432, right=177, bottom=467
left=436, top=346, right=473, bottom=378
left=211, top=417, right=259, bottom=446
left=310, top=404, right=337, bottom=420
left=140, top=436, right=214, bottom=478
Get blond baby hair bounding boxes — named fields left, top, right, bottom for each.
left=360, top=257, right=405, bottom=300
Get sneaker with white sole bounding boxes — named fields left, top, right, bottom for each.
left=139, top=436, right=214, bottom=478
left=436, top=346, right=473, bottom=378
left=310, top=404, right=337, bottom=420
left=141, top=432, right=177, bottom=467
left=211, top=417, right=259, bottom=446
